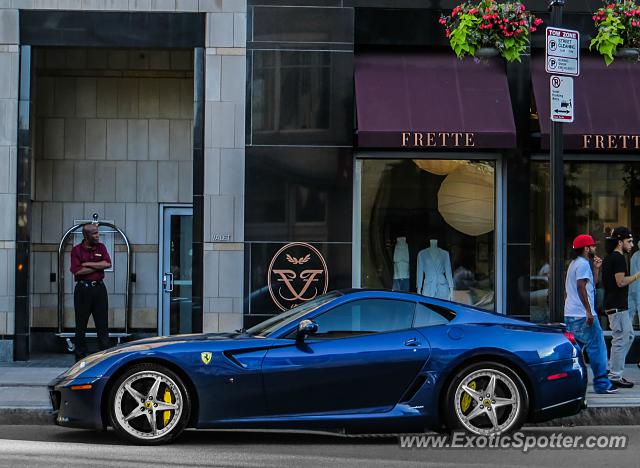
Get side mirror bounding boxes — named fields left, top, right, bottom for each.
left=296, top=319, right=318, bottom=341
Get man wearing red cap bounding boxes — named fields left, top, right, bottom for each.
left=564, top=234, right=616, bottom=394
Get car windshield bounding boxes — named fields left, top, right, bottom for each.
left=246, top=291, right=343, bottom=337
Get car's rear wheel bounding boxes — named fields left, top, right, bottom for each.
left=109, top=363, right=191, bottom=445
left=444, top=361, right=528, bottom=436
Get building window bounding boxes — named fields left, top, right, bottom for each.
left=530, top=161, right=640, bottom=330
left=360, top=159, right=496, bottom=310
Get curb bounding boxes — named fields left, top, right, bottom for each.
left=0, top=407, right=54, bottom=425
left=0, top=406, right=638, bottom=427
left=531, top=406, right=640, bottom=427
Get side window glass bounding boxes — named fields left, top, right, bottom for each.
left=311, top=299, right=416, bottom=339
left=413, top=303, right=454, bottom=328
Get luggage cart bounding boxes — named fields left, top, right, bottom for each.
left=55, top=214, right=133, bottom=352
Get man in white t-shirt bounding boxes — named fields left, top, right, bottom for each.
left=564, top=234, right=616, bottom=394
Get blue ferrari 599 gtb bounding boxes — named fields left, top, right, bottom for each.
left=49, top=289, right=587, bottom=444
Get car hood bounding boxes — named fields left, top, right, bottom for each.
left=101, top=332, right=269, bottom=355
left=56, top=332, right=274, bottom=382
left=116, top=332, right=257, bottom=347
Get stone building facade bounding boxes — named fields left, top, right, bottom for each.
left=0, top=0, right=247, bottom=361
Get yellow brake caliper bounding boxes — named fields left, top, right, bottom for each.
left=461, top=380, right=476, bottom=413
left=162, top=388, right=172, bottom=427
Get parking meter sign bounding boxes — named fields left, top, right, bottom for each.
left=550, top=75, right=574, bottom=123
left=546, top=27, right=580, bottom=76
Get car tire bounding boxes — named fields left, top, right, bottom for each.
left=444, top=361, right=528, bottom=436
left=109, top=363, right=191, bottom=445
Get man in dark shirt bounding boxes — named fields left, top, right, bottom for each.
left=602, top=226, right=640, bottom=388
left=70, top=223, right=112, bottom=361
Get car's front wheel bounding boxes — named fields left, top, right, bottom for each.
left=444, top=362, right=528, bottom=436
left=109, top=363, right=191, bottom=445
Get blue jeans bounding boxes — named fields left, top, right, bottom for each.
left=565, top=317, right=613, bottom=393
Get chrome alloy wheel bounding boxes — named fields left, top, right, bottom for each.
left=453, top=368, right=521, bottom=435
left=113, top=370, right=183, bottom=441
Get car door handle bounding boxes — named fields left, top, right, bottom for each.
left=404, top=338, right=421, bottom=347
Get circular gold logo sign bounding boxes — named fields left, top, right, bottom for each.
left=267, top=242, right=329, bottom=311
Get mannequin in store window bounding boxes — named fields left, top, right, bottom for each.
left=392, top=237, right=410, bottom=291
left=417, top=239, right=454, bottom=300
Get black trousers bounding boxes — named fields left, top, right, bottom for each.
left=73, top=282, right=109, bottom=359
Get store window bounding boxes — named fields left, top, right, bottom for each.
left=530, top=162, right=640, bottom=330
left=360, top=159, right=496, bottom=310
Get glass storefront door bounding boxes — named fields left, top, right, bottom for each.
left=357, top=158, right=499, bottom=311
left=160, top=206, right=193, bottom=336
left=530, top=161, right=640, bottom=330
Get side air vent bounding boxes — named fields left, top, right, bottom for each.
left=400, top=375, right=427, bottom=403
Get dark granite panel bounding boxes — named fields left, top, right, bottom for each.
left=250, top=1, right=342, bottom=6
left=16, top=146, right=31, bottom=196
left=245, top=146, right=353, bottom=243
left=252, top=6, right=353, bottom=43
left=247, top=241, right=352, bottom=315
left=20, top=11, right=205, bottom=48
left=191, top=241, right=203, bottom=334
left=249, top=50, right=353, bottom=146
left=506, top=244, right=531, bottom=319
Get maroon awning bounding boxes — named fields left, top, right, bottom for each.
left=532, top=55, right=640, bottom=151
left=355, top=52, right=516, bottom=149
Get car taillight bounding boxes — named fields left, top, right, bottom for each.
left=547, top=372, right=568, bottom=381
left=564, top=331, right=577, bottom=345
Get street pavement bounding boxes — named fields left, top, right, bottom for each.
left=0, top=425, right=637, bottom=467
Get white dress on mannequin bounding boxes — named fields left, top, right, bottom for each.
left=416, top=240, right=453, bottom=300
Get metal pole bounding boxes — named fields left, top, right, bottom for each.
left=549, top=0, right=565, bottom=323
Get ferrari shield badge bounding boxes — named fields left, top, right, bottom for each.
left=200, top=352, right=213, bottom=365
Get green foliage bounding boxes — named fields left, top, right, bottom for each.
left=450, top=13, right=481, bottom=58
left=590, top=2, right=640, bottom=65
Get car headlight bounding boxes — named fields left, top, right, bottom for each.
left=65, top=352, right=105, bottom=378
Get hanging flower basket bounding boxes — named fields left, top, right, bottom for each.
left=475, top=47, right=500, bottom=57
left=439, top=0, right=542, bottom=62
left=591, top=2, right=640, bottom=65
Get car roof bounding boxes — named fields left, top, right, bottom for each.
left=337, top=288, right=441, bottom=301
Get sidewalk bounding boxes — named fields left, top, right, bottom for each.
left=1, top=361, right=640, bottom=426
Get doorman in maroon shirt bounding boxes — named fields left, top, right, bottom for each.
left=70, top=223, right=112, bottom=361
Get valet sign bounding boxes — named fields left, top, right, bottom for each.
left=546, top=27, right=580, bottom=76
